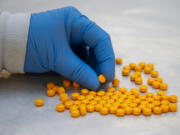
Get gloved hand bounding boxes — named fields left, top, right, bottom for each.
left=24, top=6, right=115, bottom=90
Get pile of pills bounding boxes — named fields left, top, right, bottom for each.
left=35, top=58, right=178, bottom=118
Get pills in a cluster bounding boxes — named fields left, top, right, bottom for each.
left=35, top=60, right=178, bottom=119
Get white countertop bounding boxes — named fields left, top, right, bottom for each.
left=0, top=0, right=180, bottom=135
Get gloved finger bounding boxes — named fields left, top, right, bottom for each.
left=83, top=23, right=115, bottom=82
left=55, top=44, right=100, bottom=90
left=70, top=16, right=115, bottom=82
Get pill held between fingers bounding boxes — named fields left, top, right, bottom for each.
left=35, top=99, right=44, bottom=107
left=98, top=74, right=106, bottom=83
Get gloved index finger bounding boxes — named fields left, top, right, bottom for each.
left=82, top=22, right=115, bottom=82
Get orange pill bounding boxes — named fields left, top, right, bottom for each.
left=123, top=66, right=131, bottom=70
left=153, top=107, right=162, bottom=114
left=112, top=78, right=120, bottom=87
left=72, top=82, right=80, bottom=89
left=139, top=85, right=148, bottom=93
left=89, top=91, right=97, bottom=97
left=95, top=104, right=103, bottom=112
left=157, top=90, right=165, bottom=96
left=133, top=107, right=141, bottom=116
left=35, top=99, right=44, bottom=107
left=151, top=70, right=159, bottom=78
left=144, top=66, right=152, bottom=74
left=63, top=80, right=71, bottom=88
left=145, top=92, right=154, bottom=98
left=73, top=100, right=81, bottom=106
left=81, top=89, right=89, bottom=96
left=69, top=105, right=78, bottom=111
left=147, top=78, right=154, bottom=85
left=161, top=105, right=169, bottom=113
left=125, top=107, right=132, bottom=115
left=161, top=95, right=169, bottom=101
left=152, top=81, right=160, bottom=89
left=169, top=104, right=177, bottom=112
left=139, top=62, right=146, bottom=69
left=70, top=109, right=80, bottom=118
left=109, top=106, right=117, bottom=114
left=46, top=89, right=55, bottom=97
left=97, top=90, right=106, bottom=97
left=161, top=100, right=169, bottom=105
left=57, top=87, right=65, bottom=94
left=64, top=101, right=73, bottom=109
left=147, top=63, right=154, bottom=70
left=53, top=86, right=59, bottom=93
left=130, top=74, right=137, bottom=81
left=77, top=95, right=86, bottom=101
left=116, top=109, right=125, bottom=117
left=119, top=87, right=127, bottom=93
left=100, top=107, right=109, bottom=115
left=107, top=87, right=116, bottom=93
left=129, top=63, right=137, bottom=70
left=81, top=99, right=89, bottom=105
left=135, top=77, right=143, bottom=85
left=86, top=104, right=95, bottom=112
left=134, top=72, right=142, bottom=77
left=169, top=95, right=178, bottom=103
left=56, top=104, right=65, bottom=112
left=143, top=108, right=152, bottom=116
left=154, top=95, right=161, bottom=101
left=122, top=69, right=130, bottom=76
left=86, top=95, right=94, bottom=101
left=79, top=106, right=87, bottom=116
left=160, top=83, right=168, bottom=91
left=135, top=66, right=142, bottom=72
left=98, top=74, right=106, bottom=83
left=116, top=57, right=123, bottom=64
left=46, top=82, right=55, bottom=89
left=71, top=92, right=80, bottom=100
left=155, top=77, right=163, bottom=83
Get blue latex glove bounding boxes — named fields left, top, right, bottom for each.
left=24, top=7, right=115, bottom=90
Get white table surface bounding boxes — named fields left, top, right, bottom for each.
left=0, top=0, right=180, bottom=135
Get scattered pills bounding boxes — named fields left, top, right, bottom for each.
left=36, top=60, right=178, bottom=119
